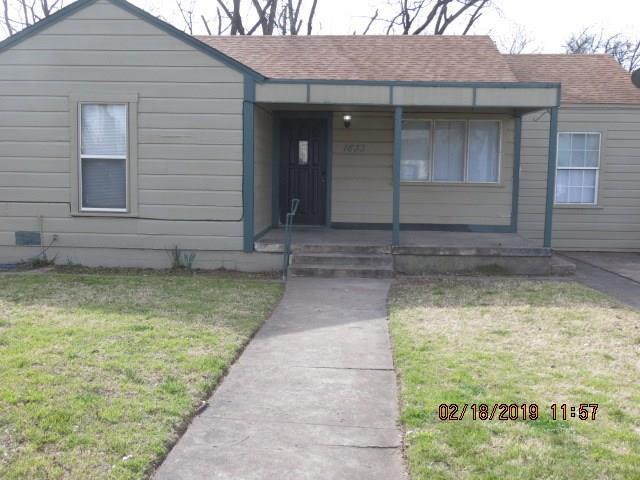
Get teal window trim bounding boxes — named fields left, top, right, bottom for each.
left=543, top=107, right=559, bottom=248
left=243, top=75, right=256, bottom=253
left=393, top=106, right=403, bottom=246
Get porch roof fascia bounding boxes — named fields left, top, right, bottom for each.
left=255, top=78, right=561, bottom=110
left=261, top=78, right=561, bottom=88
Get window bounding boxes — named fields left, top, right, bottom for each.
left=401, top=121, right=431, bottom=181
left=433, top=120, right=466, bottom=181
left=468, top=121, right=500, bottom=182
left=400, top=119, right=500, bottom=183
left=555, top=133, right=600, bottom=205
left=79, top=104, right=128, bottom=211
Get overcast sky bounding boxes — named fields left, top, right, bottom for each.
left=3, top=0, right=640, bottom=52
left=131, top=0, right=640, bottom=53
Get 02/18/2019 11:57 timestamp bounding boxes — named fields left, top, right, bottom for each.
left=438, top=403, right=599, bottom=421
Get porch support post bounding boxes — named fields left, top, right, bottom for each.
left=243, top=74, right=256, bottom=253
left=543, top=106, right=559, bottom=249
left=392, top=106, right=403, bottom=246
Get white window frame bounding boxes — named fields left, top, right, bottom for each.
left=78, top=102, right=129, bottom=213
left=400, top=118, right=502, bottom=185
left=554, top=131, right=601, bottom=206
left=69, top=93, right=138, bottom=217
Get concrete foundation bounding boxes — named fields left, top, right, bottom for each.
left=394, top=254, right=552, bottom=276
left=259, top=228, right=564, bottom=277
left=0, top=246, right=282, bottom=272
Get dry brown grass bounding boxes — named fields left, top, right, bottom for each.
left=389, top=277, right=640, bottom=480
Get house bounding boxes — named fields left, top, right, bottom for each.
left=1, top=0, right=639, bottom=274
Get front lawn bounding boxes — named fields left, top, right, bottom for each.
left=0, top=272, right=282, bottom=479
left=389, top=278, right=640, bottom=480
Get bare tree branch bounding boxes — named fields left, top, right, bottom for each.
left=2, top=0, right=67, bottom=36
left=201, top=0, right=318, bottom=36
left=412, top=1, right=443, bottom=35
left=566, top=29, right=640, bottom=72
left=2, top=0, right=14, bottom=35
left=306, top=0, right=318, bottom=35
left=176, top=0, right=195, bottom=35
left=0, top=0, right=320, bottom=39
left=201, top=13, right=211, bottom=34
left=461, top=0, right=487, bottom=35
left=498, top=27, right=536, bottom=54
left=362, top=8, right=378, bottom=35
left=369, top=0, right=492, bottom=36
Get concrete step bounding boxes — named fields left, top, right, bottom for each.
left=289, top=264, right=394, bottom=279
left=293, top=244, right=390, bottom=255
left=551, top=255, right=576, bottom=276
left=291, top=253, right=392, bottom=267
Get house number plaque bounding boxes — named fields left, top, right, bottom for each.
left=343, top=143, right=366, bottom=153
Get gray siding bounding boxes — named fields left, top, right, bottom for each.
left=254, top=106, right=273, bottom=236
left=519, top=106, right=640, bottom=251
left=332, top=111, right=514, bottom=225
left=0, top=0, right=247, bottom=265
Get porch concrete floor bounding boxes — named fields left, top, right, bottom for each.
left=257, top=228, right=534, bottom=249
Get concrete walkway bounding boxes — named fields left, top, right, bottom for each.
left=565, top=251, right=640, bottom=283
left=155, top=277, right=407, bottom=480
left=563, top=254, right=640, bottom=310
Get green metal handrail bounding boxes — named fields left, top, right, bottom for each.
left=282, top=198, right=300, bottom=280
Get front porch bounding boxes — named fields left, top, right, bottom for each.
left=244, top=77, right=564, bottom=276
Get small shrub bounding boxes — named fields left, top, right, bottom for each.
left=167, top=245, right=197, bottom=271
left=20, top=252, right=56, bottom=270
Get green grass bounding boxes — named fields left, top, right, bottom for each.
left=0, top=272, right=283, bottom=480
left=389, top=278, right=640, bottom=480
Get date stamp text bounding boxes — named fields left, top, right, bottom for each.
left=438, top=403, right=599, bottom=421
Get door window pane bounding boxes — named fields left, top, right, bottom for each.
left=298, top=140, right=309, bottom=165
left=468, top=121, right=499, bottom=182
left=81, top=104, right=127, bottom=156
left=401, top=121, right=431, bottom=181
left=81, top=158, right=126, bottom=209
left=433, top=120, right=465, bottom=181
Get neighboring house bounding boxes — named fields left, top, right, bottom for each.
left=0, top=0, right=639, bottom=272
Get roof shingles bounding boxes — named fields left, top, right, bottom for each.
left=197, top=35, right=640, bottom=105
left=197, top=35, right=517, bottom=83
left=505, top=54, right=640, bottom=105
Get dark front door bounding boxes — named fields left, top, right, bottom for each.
left=279, top=117, right=328, bottom=225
